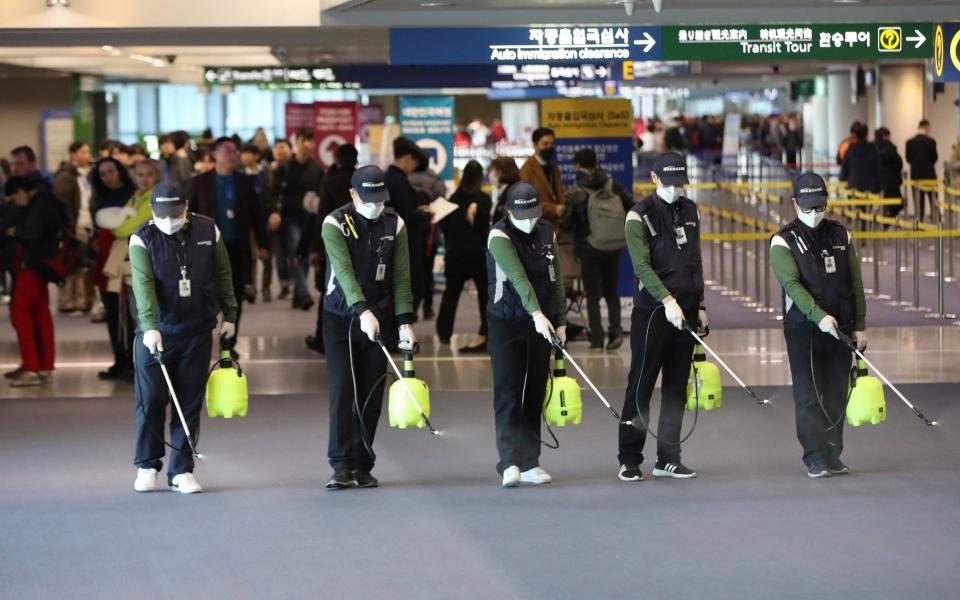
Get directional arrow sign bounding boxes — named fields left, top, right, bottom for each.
left=633, top=31, right=657, bottom=53
left=907, top=29, right=927, bottom=49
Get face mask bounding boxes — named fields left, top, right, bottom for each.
left=510, top=214, right=538, bottom=234
left=797, top=208, right=825, bottom=229
left=154, top=216, right=186, bottom=235
left=538, top=147, right=555, bottom=162
left=657, top=185, right=679, bottom=204
left=354, top=197, right=385, bottom=220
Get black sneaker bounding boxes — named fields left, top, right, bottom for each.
left=828, top=460, right=850, bottom=475
left=278, top=286, right=291, bottom=300
left=324, top=471, right=355, bottom=490
left=618, top=465, right=643, bottom=482
left=807, top=463, right=831, bottom=479
left=353, top=470, right=379, bottom=488
left=4, top=366, right=24, bottom=380
left=305, top=335, right=325, bottom=354
left=653, top=462, right=697, bottom=479
left=607, top=335, right=624, bottom=351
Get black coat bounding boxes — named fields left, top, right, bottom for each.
left=306, top=163, right=356, bottom=256
left=841, top=142, right=881, bottom=194
left=11, top=190, right=67, bottom=269
left=438, top=188, right=491, bottom=265
left=876, top=140, right=904, bottom=198
left=905, top=134, right=938, bottom=179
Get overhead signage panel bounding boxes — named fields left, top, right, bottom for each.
left=204, top=66, right=360, bottom=89
left=934, top=23, right=960, bottom=82
left=389, top=26, right=662, bottom=65
left=661, top=23, right=932, bottom=60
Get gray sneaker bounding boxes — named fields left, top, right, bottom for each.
left=9, top=371, right=41, bottom=387
left=807, top=464, right=831, bottom=478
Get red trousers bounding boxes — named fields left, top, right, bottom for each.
left=11, top=270, right=55, bottom=372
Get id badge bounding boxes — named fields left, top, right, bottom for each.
left=675, top=226, right=688, bottom=246
left=226, top=208, right=235, bottom=220
left=824, top=256, right=837, bottom=274
left=179, top=278, right=192, bottom=297
left=548, top=264, right=557, bottom=282
left=375, top=263, right=386, bottom=281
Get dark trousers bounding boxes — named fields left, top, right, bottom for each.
left=784, top=326, right=852, bottom=468
left=322, top=311, right=388, bottom=473
left=225, top=242, right=245, bottom=345
left=916, top=189, right=935, bottom=221
left=134, top=330, right=212, bottom=478
left=260, top=229, right=290, bottom=292
left=579, top=249, right=623, bottom=346
left=618, top=306, right=696, bottom=467
left=436, top=256, right=488, bottom=341
left=103, top=291, right=134, bottom=371
left=282, top=216, right=310, bottom=303
left=489, top=315, right=551, bottom=474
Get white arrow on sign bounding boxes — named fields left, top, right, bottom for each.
left=633, top=31, right=657, bottom=53
left=906, top=29, right=926, bottom=49
left=596, top=66, right=609, bottom=78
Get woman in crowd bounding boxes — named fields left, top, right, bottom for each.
left=488, top=156, right=520, bottom=225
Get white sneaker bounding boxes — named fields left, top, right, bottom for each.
left=134, top=468, right=158, bottom=492
left=170, top=473, right=203, bottom=494
left=502, top=465, right=520, bottom=488
left=520, top=466, right=552, bottom=485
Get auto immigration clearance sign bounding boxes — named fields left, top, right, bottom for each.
left=661, top=23, right=932, bottom=60
left=934, top=23, right=960, bottom=82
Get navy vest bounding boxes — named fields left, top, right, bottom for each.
left=135, top=214, right=220, bottom=336
left=486, top=219, right=558, bottom=323
left=629, top=194, right=704, bottom=310
left=777, top=218, right=855, bottom=332
left=323, top=203, right=400, bottom=321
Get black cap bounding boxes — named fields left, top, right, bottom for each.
left=793, top=172, right=829, bottom=209
left=150, top=181, right=186, bottom=217
left=506, top=182, right=542, bottom=220
left=652, top=152, right=689, bottom=186
left=351, top=165, right=389, bottom=204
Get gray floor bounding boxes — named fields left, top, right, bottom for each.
left=2, top=385, right=958, bottom=600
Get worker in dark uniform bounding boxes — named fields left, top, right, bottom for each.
left=320, top=165, right=415, bottom=490
left=619, top=152, right=705, bottom=483
left=771, top=172, right=866, bottom=478
left=128, top=182, right=238, bottom=494
left=486, top=182, right=566, bottom=488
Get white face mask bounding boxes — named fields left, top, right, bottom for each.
left=154, top=216, right=186, bottom=235
left=510, top=214, right=538, bottom=234
left=657, top=185, right=680, bottom=204
left=797, top=208, right=825, bottom=229
left=354, top=197, right=385, bottom=220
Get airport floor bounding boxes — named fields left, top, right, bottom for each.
left=2, top=288, right=959, bottom=599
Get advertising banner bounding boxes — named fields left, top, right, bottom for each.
left=284, top=103, right=314, bottom=141
left=399, top=96, right=455, bottom=180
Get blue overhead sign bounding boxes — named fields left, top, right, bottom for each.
left=390, top=26, right=662, bottom=65
left=934, top=23, right=960, bottom=82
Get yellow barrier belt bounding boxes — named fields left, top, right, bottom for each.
left=827, top=199, right=902, bottom=206
left=702, top=229, right=960, bottom=242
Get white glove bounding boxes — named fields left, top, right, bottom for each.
left=398, top=324, right=417, bottom=352
left=663, top=298, right=684, bottom=330
left=854, top=331, right=867, bottom=352
left=556, top=325, right=567, bottom=347
left=359, top=310, right=379, bottom=342
left=218, top=321, right=236, bottom=340
left=143, top=330, right=163, bottom=354
left=697, top=309, right=709, bottom=333
left=532, top=311, right=556, bottom=343
left=818, top=315, right=839, bottom=339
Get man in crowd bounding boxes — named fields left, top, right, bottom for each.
left=159, top=133, right=193, bottom=190
left=53, top=140, right=95, bottom=314
left=186, top=137, right=268, bottom=351
left=384, top=137, right=427, bottom=317
left=906, top=119, right=939, bottom=221
left=519, top=127, right=564, bottom=225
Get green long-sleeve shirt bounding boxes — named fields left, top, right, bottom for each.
left=624, top=217, right=704, bottom=304
left=129, top=219, right=238, bottom=332
left=321, top=213, right=414, bottom=320
left=770, top=230, right=866, bottom=331
left=487, top=230, right=566, bottom=326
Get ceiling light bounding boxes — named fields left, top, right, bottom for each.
left=420, top=2, right=454, bottom=6
left=46, top=0, right=70, bottom=6
left=832, top=0, right=867, bottom=3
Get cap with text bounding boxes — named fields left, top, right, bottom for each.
left=506, top=182, right=542, bottom=220
left=793, top=172, right=829, bottom=209
left=351, top=165, right=390, bottom=205
left=652, top=152, right=689, bottom=186
left=150, top=181, right=186, bottom=217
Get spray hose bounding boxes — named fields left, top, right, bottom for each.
left=837, top=333, right=939, bottom=428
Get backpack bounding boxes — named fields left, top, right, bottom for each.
left=584, top=180, right=626, bottom=251
left=35, top=229, right=87, bottom=285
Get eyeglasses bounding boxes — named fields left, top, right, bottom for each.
left=799, top=206, right=827, bottom=214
